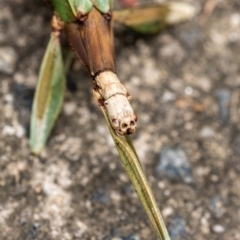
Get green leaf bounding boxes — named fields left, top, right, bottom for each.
left=113, top=2, right=196, bottom=34
left=50, top=0, right=93, bottom=22
left=99, top=105, right=171, bottom=240
left=91, top=0, right=113, bottom=13
left=30, top=33, right=65, bottom=154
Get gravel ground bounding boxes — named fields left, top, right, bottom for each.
left=1, top=0, right=240, bottom=239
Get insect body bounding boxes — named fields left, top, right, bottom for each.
left=30, top=0, right=195, bottom=153
left=94, top=71, right=137, bottom=135
left=64, top=6, right=137, bottom=135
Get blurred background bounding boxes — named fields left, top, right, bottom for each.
left=0, top=0, right=239, bottom=239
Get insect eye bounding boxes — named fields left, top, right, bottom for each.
left=130, top=121, right=135, bottom=126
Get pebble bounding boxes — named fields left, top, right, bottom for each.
left=162, top=90, right=176, bottom=102
left=15, top=124, right=25, bottom=138
left=2, top=125, right=15, bottom=136
left=2, top=124, right=25, bottom=138
left=25, top=223, right=40, bottom=239
left=199, top=126, right=215, bottom=138
left=168, top=216, right=187, bottom=240
left=230, top=13, right=240, bottom=27
left=212, top=224, right=225, bottom=233
left=179, top=27, right=203, bottom=49
left=159, top=35, right=186, bottom=64
left=156, top=147, right=194, bottom=184
left=162, top=207, right=174, bottom=217
left=63, top=102, right=77, bottom=116
left=184, top=86, right=193, bottom=95
left=118, top=235, right=140, bottom=240
left=74, top=220, right=88, bottom=238
left=215, top=89, right=231, bottom=125
left=124, top=184, right=136, bottom=198
left=209, top=197, right=225, bottom=218
left=194, top=77, right=212, bottom=92
left=92, top=188, right=110, bottom=205
left=109, top=231, right=140, bottom=240
left=11, top=83, right=34, bottom=110
left=0, top=46, right=17, bottom=74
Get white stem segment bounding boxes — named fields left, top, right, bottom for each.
left=93, top=71, right=137, bottom=135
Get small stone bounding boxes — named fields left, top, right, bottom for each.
left=230, top=13, right=240, bottom=27
left=179, top=27, right=203, bottom=49
left=59, top=137, right=82, bottom=158
left=4, top=94, right=14, bottom=103
left=184, top=86, right=193, bottom=95
left=194, top=77, right=212, bottom=92
left=13, top=72, right=25, bottom=84
left=156, top=147, right=194, bottom=184
left=25, top=223, right=40, bottom=239
left=157, top=181, right=165, bottom=189
left=0, top=46, right=18, bottom=74
left=162, top=207, right=173, bottom=217
left=63, top=102, right=77, bottom=116
left=92, top=188, right=110, bottom=205
left=74, top=220, right=88, bottom=238
left=212, top=224, right=225, bottom=233
left=2, top=123, right=25, bottom=138
left=209, top=197, right=225, bottom=218
left=168, top=216, right=187, bottom=240
left=118, top=234, right=140, bottom=240
left=215, top=89, right=231, bottom=125
left=201, top=215, right=210, bottom=233
left=2, top=125, right=15, bottom=136
left=199, top=126, right=215, bottom=138
left=159, top=36, right=186, bottom=64
left=124, top=185, right=136, bottom=198
left=162, top=91, right=176, bottom=102
left=16, top=124, right=25, bottom=138
left=110, top=190, right=121, bottom=202
left=17, top=161, right=27, bottom=171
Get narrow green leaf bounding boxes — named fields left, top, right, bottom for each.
left=50, top=0, right=76, bottom=22
left=30, top=33, right=65, bottom=154
left=113, top=2, right=196, bottom=34
left=77, top=0, right=93, bottom=15
left=50, top=0, right=93, bottom=22
left=91, top=0, right=113, bottom=13
left=99, top=106, right=171, bottom=240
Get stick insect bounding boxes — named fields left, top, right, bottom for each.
left=30, top=1, right=195, bottom=239
left=30, top=0, right=195, bottom=153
